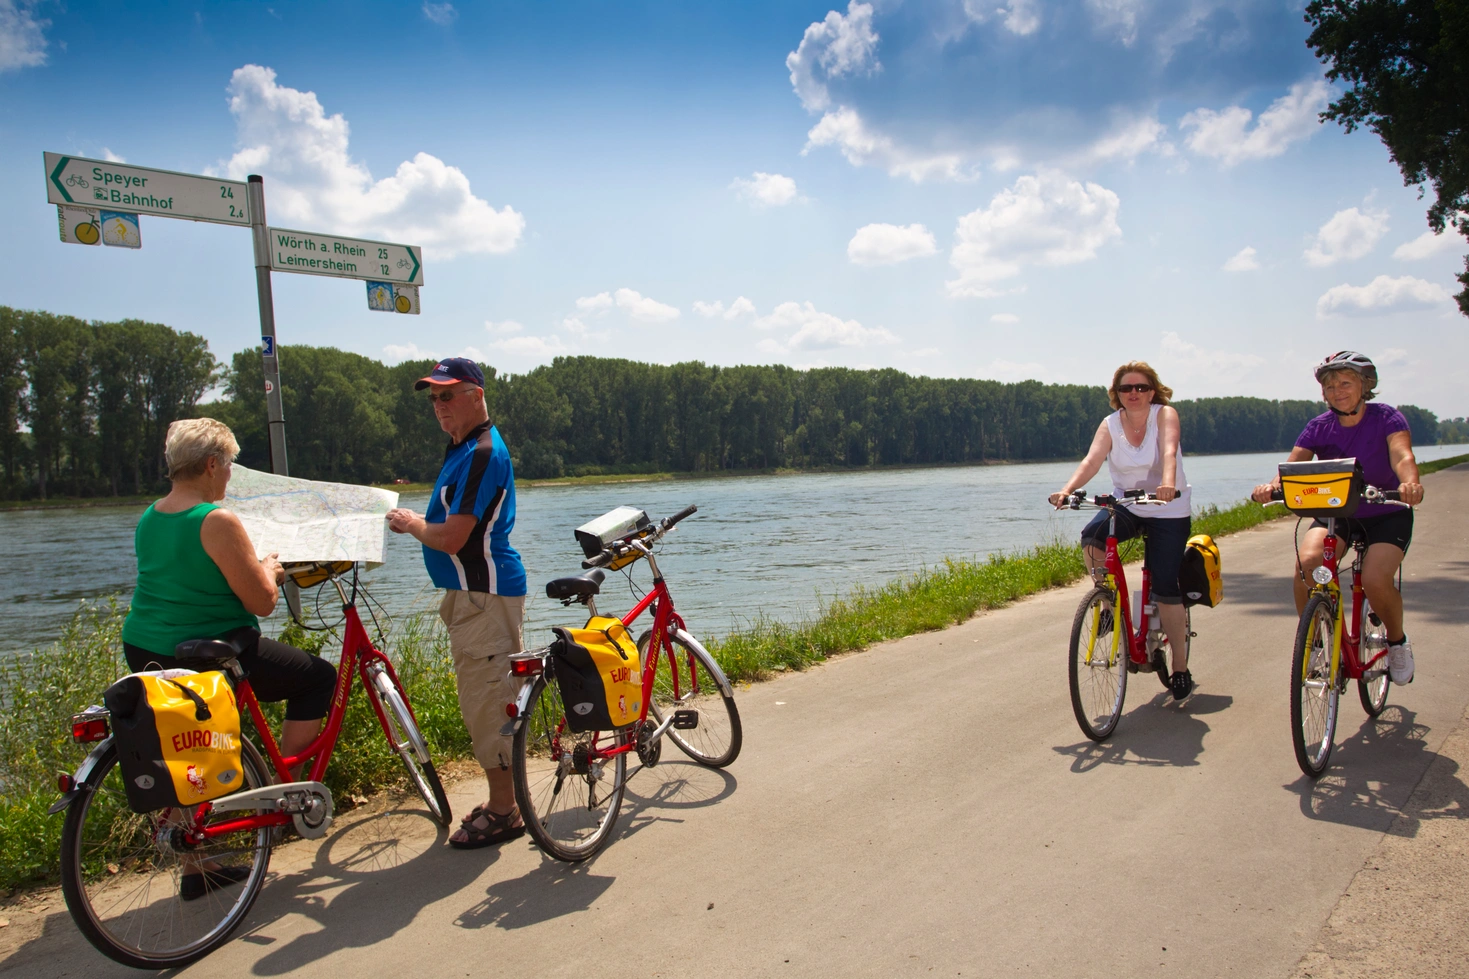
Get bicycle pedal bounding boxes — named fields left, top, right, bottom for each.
left=672, top=709, right=699, bottom=730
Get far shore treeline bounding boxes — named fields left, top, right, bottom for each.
left=0, top=305, right=1455, bottom=499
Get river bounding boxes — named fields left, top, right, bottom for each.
left=4, top=445, right=1465, bottom=657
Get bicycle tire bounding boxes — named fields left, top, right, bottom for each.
left=1356, top=596, right=1391, bottom=717
left=1291, top=592, right=1341, bottom=778
left=59, top=739, right=274, bottom=970
left=512, top=675, right=628, bottom=862
left=1069, top=586, right=1127, bottom=741
left=367, top=667, right=452, bottom=827
left=639, top=629, right=742, bottom=768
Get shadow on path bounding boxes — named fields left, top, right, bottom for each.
left=1054, top=690, right=1234, bottom=771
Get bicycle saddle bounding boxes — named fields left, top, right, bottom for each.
left=545, top=568, right=606, bottom=600
left=174, top=628, right=257, bottom=662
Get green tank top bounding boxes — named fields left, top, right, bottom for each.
left=122, top=502, right=259, bottom=657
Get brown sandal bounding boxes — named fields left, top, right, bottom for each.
left=449, top=806, right=525, bottom=849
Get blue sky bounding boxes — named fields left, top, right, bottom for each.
left=2, top=0, right=1466, bottom=416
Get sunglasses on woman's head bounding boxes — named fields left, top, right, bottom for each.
left=1116, top=384, right=1153, bottom=394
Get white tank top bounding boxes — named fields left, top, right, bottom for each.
left=1105, top=404, right=1191, bottom=518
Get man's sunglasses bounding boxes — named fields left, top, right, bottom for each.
left=1115, top=383, right=1153, bottom=394
left=425, top=388, right=477, bottom=404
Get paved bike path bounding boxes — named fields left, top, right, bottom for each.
left=5, top=467, right=1468, bottom=978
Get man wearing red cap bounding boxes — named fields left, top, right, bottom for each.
left=387, top=358, right=529, bottom=849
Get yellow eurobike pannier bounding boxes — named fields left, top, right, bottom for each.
left=103, top=670, right=243, bottom=813
left=551, top=616, right=644, bottom=732
left=1279, top=457, right=1365, bottom=518
left=1180, top=534, right=1223, bottom=608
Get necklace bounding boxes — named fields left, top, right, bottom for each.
left=1122, top=409, right=1148, bottom=443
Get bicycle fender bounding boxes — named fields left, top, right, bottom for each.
left=500, top=679, right=539, bottom=737
left=48, top=737, right=114, bottom=815
left=671, top=628, right=735, bottom=698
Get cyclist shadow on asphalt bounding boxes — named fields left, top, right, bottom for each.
left=1288, top=705, right=1468, bottom=835
left=1401, top=560, right=1469, bottom=629
left=227, top=806, right=479, bottom=976
left=1052, top=690, right=1235, bottom=772
left=451, top=761, right=735, bottom=932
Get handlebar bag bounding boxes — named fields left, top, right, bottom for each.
left=1279, top=458, right=1365, bottom=518
left=102, top=669, right=243, bottom=812
left=550, top=616, right=643, bottom=733
left=1180, top=534, right=1223, bottom=608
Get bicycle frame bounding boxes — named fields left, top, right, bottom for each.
left=189, top=577, right=413, bottom=841
left=1093, top=503, right=1155, bottom=669
left=1307, top=518, right=1380, bottom=683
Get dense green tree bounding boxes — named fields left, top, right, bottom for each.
left=1397, top=403, right=1440, bottom=444
left=1439, top=416, right=1469, bottom=442
left=1306, top=0, right=1469, bottom=313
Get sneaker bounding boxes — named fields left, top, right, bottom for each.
left=1096, top=608, right=1113, bottom=636
left=180, top=865, right=251, bottom=902
left=1168, top=670, right=1194, bottom=701
left=1388, top=639, right=1415, bottom=685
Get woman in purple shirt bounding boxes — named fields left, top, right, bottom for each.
left=1252, top=351, right=1424, bottom=684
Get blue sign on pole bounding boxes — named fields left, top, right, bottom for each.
left=261, top=336, right=275, bottom=356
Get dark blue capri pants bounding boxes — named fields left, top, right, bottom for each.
left=123, top=634, right=337, bottom=721
left=1079, top=508, right=1193, bottom=605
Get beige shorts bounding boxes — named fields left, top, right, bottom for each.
left=439, top=590, right=526, bottom=772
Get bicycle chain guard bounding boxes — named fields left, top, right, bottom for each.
left=210, top=780, right=336, bottom=840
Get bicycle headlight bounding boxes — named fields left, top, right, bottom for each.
left=1312, top=566, right=1333, bottom=585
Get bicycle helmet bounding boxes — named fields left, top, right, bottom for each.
left=1313, top=350, right=1377, bottom=387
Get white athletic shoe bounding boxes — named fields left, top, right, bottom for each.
left=1388, top=639, right=1415, bottom=686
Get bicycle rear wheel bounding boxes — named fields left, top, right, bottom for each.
left=1356, top=596, right=1391, bottom=718
left=1291, top=593, right=1341, bottom=778
left=640, top=629, right=742, bottom=767
left=367, top=664, right=452, bottom=827
left=512, top=675, right=628, bottom=862
left=59, top=739, right=274, bottom=969
left=1069, top=586, right=1127, bottom=741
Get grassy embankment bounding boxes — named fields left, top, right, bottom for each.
left=6, top=457, right=1466, bottom=890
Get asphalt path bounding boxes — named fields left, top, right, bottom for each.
left=6, top=467, right=1468, bottom=978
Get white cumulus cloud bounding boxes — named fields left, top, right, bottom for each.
left=848, top=223, right=938, bottom=266
left=1180, top=79, right=1329, bottom=166
left=1223, top=246, right=1259, bottom=272
left=805, top=106, right=965, bottom=182
left=1316, top=275, right=1451, bottom=318
left=0, top=0, right=48, bottom=72
left=731, top=172, right=801, bottom=207
left=1157, top=331, right=1266, bottom=387
left=754, top=301, right=897, bottom=353
left=383, top=342, right=432, bottom=364
left=422, top=3, right=457, bottom=25
left=947, top=171, right=1122, bottom=298
left=1394, top=227, right=1467, bottom=261
left=1085, top=116, right=1171, bottom=163
left=219, top=65, right=524, bottom=259
left=576, top=288, right=679, bottom=323
left=961, top=0, right=1042, bottom=36
left=488, top=334, right=568, bottom=358
left=1304, top=207, right=1388, bottom=267
left=786, top=1, right=880, bottom=113
left=694, top=297, right=756, bottom=320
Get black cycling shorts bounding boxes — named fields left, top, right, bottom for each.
left=123, top=634, right=337, bottom=721
left=1080, top=509, right=1193, bottom=605
left=1309, top=507, right=1414, bottom=555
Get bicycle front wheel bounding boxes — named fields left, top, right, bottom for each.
left=512, top=675, right=628, bottom=862
left=1291, top=593, right=1342, bottom=778
left=1069, top=586, right=1127, bottom=741
left=59, top=739, right=274, bottom=970
left=367, top=666, right=452, bottom=827
left=641, top=629, right=742, bottom=767
left=1357, top=595, right=1391, bottom=718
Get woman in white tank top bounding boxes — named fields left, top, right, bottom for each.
left=1049, top=362, right=1196, bottom=700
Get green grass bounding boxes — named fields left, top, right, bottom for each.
left=0, top=493, right=1306, bottom=890
left=1420, top=452, right=1469, bottom=476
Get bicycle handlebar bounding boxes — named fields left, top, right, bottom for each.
left=1263, top=485, right=1405, bottom=506
left=1055, top=489, right=1168, bottom=511
left=581, top=505, right=698, bottom=569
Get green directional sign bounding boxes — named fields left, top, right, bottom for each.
left=44, top=153, right=250, bottom=226
left=267, top=228, right=423, bottom=285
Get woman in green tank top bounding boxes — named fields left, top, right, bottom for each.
left=122, top=419, right=336, bottom=775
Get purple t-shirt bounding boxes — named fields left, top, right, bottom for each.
left=1294, top=403, right=1409, bottom=517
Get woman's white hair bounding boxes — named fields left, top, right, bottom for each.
left=164, top=418, right=240, bottom=480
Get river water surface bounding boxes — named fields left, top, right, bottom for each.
left=4, top=445, right=1465, bottom=657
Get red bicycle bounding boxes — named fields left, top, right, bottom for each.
left=505, top=504, right=741, bottom=862
left=54, top=561, right=450, bottom=969
left=1057, top=490, right=1191, bottom=741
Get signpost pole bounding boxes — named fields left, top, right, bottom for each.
left=247, top=175, right=289, bottom=476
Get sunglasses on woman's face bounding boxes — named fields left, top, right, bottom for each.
left=1116, top=383, right=1153, bottom=394
left=425, top=387, right=475, bottom=404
